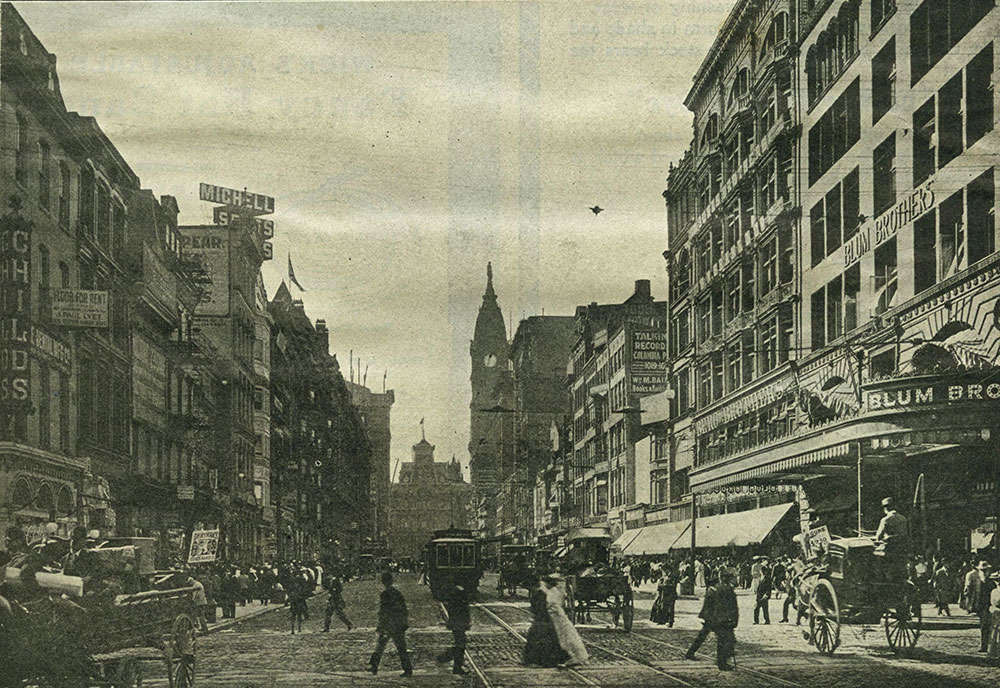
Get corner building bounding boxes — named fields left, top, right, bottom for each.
left=672, top=0, right=1000, bottom=554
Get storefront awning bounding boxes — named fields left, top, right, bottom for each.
left=624, top=520, right=690, bottom=555
left=552, top=546, right=569, bottom=558
left=567, top=527, right=610, bottom=542
left=692, top=502, right=795, bottom=548
left=612, top=528, right=643, bottom=552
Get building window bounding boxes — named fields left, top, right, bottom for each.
left=760, top=156, right=778, bottom=211
left=725, top=270, right=740, bottom=323
left=872, top=38, right=896, bottom=123
left=874, top=238, right=898, bottom=315
left=873, top=134, right=896, bottom=217
left=811, top=287, right=826, bottom=349
left=97, top=183, right=111, bottom=248
left=38, top=140, right=51, bottom=209
left=968, top=167, right=996, bottom=265
left=112, top=200, right=125, bottom=258
left=59, top=373, right=70, bottom=453
left=811, top=168, right=860, bottom=264
left=911, top=0, right=993, bottom=85
left=58, top=162, right=71, bottom=228
left=760, top=234, right=778, bottom=296
left=741, top=261, right=755, bottom=311
left=913, top=45, right=995, bottom=187
left=871, top=0, right=896, bottom=35
left=698, top=296, right=711, bottom=343
left=809, top=78, right=860, bottom=185
left=38, top=243, right=50, bottom=323
left=699, top=359, right=712, bottom=406
left=711, top=285, right=723, bottom=336
left=939, top=188, right=966, bottom=279
left=810, top=200, right=826, bottom=267
left=761, top=314, right=778, bottom=372
left=79, top=167, right=94, bottom=235
left=15, top=112, right=29, bottom=185
left=38, top=362, right=50, bottom=450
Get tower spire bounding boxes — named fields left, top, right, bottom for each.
left=485, top=262, right=496, bottom=299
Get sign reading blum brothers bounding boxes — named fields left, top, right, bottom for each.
left=0, top=210, right=31, bottom=419
left=864, top=374, right=1000, bottom=411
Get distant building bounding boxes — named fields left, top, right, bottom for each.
left=347, top=380, right=395, bottom=541
left=389, top=437, right=472, bottom=559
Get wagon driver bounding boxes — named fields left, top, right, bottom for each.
left=874, top=497, right=910, bottom=585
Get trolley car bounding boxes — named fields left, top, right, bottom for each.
left=798, top=537, right=922, bottom=656
left=425, top=528, right=483, bottom=601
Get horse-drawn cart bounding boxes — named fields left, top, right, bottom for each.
left=1, top=584, right=199, bottom=688
left=497, top=545, right=536, bottom=598
left=565, top=573, right=634, bottom=632
left=797, top=537, right=921, bottom=656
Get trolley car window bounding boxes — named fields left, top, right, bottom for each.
left=463, top=544, right=476, bottom=567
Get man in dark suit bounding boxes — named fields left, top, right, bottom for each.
left=437, top=583, right=471, bottom=675
left=685, top=567, right=740, bottom=670
left=368, top=572, right=412, bottom=676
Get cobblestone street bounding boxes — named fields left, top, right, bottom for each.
left=138, top=574, right=998, bottom=687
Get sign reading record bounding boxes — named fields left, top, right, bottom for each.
left=199, top=183, right=274, bottom=216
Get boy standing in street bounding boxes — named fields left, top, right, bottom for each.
left=437, top=583, right=471, bottom=675
left=368, top=572, right=413, bottom=676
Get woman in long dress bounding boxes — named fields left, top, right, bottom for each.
left=987, top=573, right=1000, bottom=665
left=542, top=574, right=588, bottom=667
left=523, top=574, right=567, bottom=667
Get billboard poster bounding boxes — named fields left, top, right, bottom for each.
left=50, top=289, right=109, bottom=327
left=630, top=327, right=668, bottom=396
left=179, top=225, right=230, bottom=316
left=802, top=525, right=831, bottom=560
left=188, top=529, right=220, bottom=563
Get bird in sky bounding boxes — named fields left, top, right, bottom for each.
left=589, top=205, right=604, bottom=215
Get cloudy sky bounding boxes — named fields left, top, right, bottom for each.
left=19, top=1, right=734, bottom=474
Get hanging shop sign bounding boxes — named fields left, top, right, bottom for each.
left=187, top=528, right=220, bottom=563
left=801, top=525, right=831, bottom=560
left=199, top=183, right=274, bottom=215
left=844, top=181, right=934, bottom=267
left=0, top=212, right=31, bottom=408
left=50, top=289, right=109, bottom=328
left=213, top=206, right=275, bottom=238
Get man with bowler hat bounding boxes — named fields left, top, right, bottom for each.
left=368, top=571, right=412, bottom=676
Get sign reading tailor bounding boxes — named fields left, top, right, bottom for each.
left=0, top=213, right=30, bottom=408
left=213, top=206, right=275, bottom=238
left=200, top=182, right=274, bottom=215
left=631, top=328, right=669, bottom=395
left=51, top=289, right=109, bottom=327
left=844, top=181, right=934, bottom=267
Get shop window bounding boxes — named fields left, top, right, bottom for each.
left=873, top=134, right=896, bottom=217
left=872, top=38, right=896, bottom=123
left=874, top=238, right=898, bottom=315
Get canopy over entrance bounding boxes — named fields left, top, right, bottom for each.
left=692, top=502, right=795, bottom=548
left=623, top=520, right=690, bottom=555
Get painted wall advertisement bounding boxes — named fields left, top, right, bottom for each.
left=631, top=327, right=668, bottom=396
left=179, top=226, right=230, bottom=316
left=51, top=289, right=109, bottom=327
left=0, top=212, right=31, bottom=412
left=188, top=528, right=220, bottom=563
left=132, top=332, right=167, bottom=427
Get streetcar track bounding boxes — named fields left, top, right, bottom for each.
left=439, top=601, right=494, bottom=688
left=487, top=599, right=807, bottom=688
left=474, top=602, right=694, bottom=687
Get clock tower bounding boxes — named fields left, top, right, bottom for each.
left=469, top=262, right=509, bottom=497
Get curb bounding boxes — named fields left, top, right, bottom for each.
left=204, top=603, right=287, bottom=634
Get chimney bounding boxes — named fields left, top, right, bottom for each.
left=315, top=319, right=329, bottom=353
left=634, top=279, right=651, bottom=300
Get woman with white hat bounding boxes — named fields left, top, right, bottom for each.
left=541, top=573, right=588, bottom=667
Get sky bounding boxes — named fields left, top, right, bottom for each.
left=17, top=1, right=735, bottom=476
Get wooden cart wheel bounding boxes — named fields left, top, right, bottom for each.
left=622, top=590, right=634, bottom=632
left=808, top=578, right=840, bottom=656
left=170, top=614, right=197, bottom=688
left=884, top=586, right=922, bottom=656
left=113, top=658, right=143, bottom=688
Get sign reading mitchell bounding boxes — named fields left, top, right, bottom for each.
left=199, top=183, right=274, bottom=215
left=865, top=379, right=1000, bottom=410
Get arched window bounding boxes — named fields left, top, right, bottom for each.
left=57, top=486, right=74, bottom=517
left=35, top=482, right=54, bottom=512
left=839, top=1, right=859, bottom=63
left=12, top=478, right=32, bottom=509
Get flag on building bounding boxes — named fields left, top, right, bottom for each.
left=288, top=254, right=305, bottom=291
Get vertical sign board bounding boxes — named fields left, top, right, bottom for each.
left=630, top=327, right=669, bottom=396
left=179, top=226, right=230, bottom=316
left=187, top=528, right=220, bottom=563
left=0, top=213, right=31, bottom=423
